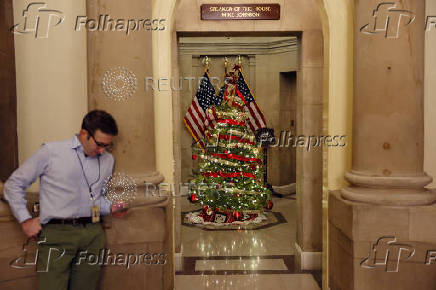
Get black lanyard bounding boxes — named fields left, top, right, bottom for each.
left=75, top=148, right=101, bottom=200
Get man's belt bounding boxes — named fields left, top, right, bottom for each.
left=47, top=217, right=98, bottom=225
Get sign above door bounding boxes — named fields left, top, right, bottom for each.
left=201, top=4, right=280, bottom=20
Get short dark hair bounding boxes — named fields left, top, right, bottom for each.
left=81, top=110, right=118, bottom=136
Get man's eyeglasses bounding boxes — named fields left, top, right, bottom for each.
left=89, top=133, right=114, bottom=151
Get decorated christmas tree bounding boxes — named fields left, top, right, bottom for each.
left=188, top=72, right=273, bottom=223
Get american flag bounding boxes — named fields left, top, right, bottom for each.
left=213, top=70, right=267, bottom=132
left=184, top=71, right=218, bottom=147
left=235, top=70, right=267, bottom=132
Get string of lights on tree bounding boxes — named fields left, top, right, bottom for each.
left=189, top=77, right=273, bottom=222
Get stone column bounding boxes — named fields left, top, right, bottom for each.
left=295, top=30, right=324, bottom=270
left=87, top=0, right=163, bottom=184
left=329, top=1, right=436, bottom=289
left=86, top=1, right=171, bottom=289
left=14, top=0, right=88, bottom=171
left=341, top=0, right=436, bottom=205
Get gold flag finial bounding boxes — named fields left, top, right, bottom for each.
left=202, top=56, right=210, bottom=70
left=224, top=56, right=229, bottom=74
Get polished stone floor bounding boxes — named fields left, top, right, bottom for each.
left=176, top=195, right=321, bottom=289
left=176, top=274, right=320, bottom=290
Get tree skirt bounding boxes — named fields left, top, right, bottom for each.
left=184, top=210, right=271, bottom=230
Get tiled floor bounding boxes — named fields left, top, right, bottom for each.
left=195, top=257, right=288, bottom=271
left=176, top=195, right=321, bottom=289
left=176, top=274, right=320, bottom=290
left=180, top=195, right=296, bottom=257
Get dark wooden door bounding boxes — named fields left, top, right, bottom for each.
left=0, top=0, right=18, bottom=181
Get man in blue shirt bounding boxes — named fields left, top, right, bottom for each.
left=4, top=110, right=123, bottom=290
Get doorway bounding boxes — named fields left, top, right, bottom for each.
left=175, top=35, right=321, bottom=289
left=152, top=1, right=354, bottom=289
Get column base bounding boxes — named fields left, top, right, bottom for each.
left=341, top=187, right=436, bottom=206
left=342, top=171, right=436, bottom=206
left=329, top=191, right=436, bottom=290
left=294, top=242, right=322, bottom=270
left=174, top=252, right=183, bottom=272
left=129, top=171, right=165, bottom=186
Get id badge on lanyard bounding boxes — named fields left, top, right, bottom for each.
left=90, top=192, right=100, bottom=223
left=76, top=149, right=101, bottom=223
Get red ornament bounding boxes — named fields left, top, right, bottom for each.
left=227, top=213, right=235, bottom=223
left=203, top=211, right=215, bottom=222
left=266, top=200, right=273, bottom=210
left=233, top=211, right=242, bottom=220
left=192, top=154, right=198, bottom=160
left=190, top=193, right=198, bottom=202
